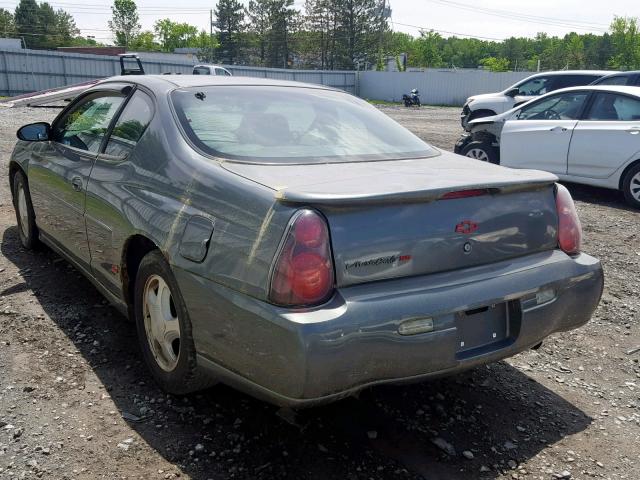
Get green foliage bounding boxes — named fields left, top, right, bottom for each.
left=13, top=0, right=79, bottom=48
left=609, top=16, right=640, bottom=69
left=300, top=0, right=384, bottom=70
left=0, top=8, right=15, bottom=37
left=130, top=31, right=161, bottom=51
left=154, top=19, right=199, bottom=52
left=108, top=0, right=140, bottom=48
left=480, top=56, right=510, bottom=72
left=5, top=0, right=640, bottom=75
left=415, top=30, right=443, bottom=67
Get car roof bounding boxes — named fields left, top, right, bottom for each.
left=551, top=85, right=640, bottom=96
left=596, top=70, right=640, bottom=78
left=96, top=74, right=336, bottom=93
left=528, top=70, right=615, bottom=77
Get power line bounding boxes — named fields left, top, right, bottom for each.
left=393, top=21, right=506, bottom=41
left=425, top=0, right=609, bottom=32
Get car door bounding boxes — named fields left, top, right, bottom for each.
left=500, top=90, right=590, bottom=174
left=84, top=89, right=155, bottom=295
left=28, top=89, right=127, bottom=269
left=568, top=92, right=640, bottom=178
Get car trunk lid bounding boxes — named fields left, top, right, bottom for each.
left=222, top=152, right=559, bottom=286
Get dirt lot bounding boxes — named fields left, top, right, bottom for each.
left=0, top=104, right=638, bottom=480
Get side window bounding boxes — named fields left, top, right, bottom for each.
left=516, top=92, right=589, bottom=121
left=586, top=93, right=640, bottom=121
left=104, top=91, right=154, bottom=157
left=193, top=66, right=209, bottom=75
left=550, top=75, right=597, bottom=90
left=515, top=76, right=551, bottom=96
left=595, top=75, right=629, bottom=86
left=52, top=93, right=125, bottom=152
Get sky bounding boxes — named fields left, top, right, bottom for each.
left=0, top=0, right=637, bottom=43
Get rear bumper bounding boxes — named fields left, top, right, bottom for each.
left=176, top=250, right=603, bottom=407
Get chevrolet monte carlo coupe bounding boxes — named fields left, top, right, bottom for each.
left=9, top=76, right=603, bottom=407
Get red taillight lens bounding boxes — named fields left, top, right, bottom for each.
left=555, top=184, right=582, bottom=255
left=269, top=210, right=334, bottom=306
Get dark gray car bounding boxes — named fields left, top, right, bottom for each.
left=8, top=75, right=603, bottom=407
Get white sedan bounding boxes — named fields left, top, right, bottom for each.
left=455, top=85, right=640, bottom=207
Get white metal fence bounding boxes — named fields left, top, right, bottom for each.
left=1, top=47, right=538, bottom=105
left=0, top=48, right=357, bottom=96
left=359, top=69, right=532, bottom=106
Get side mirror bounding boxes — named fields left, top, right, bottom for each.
left=505, top=87, right=519, bottom=98
left=17, top=122, right=50, bottom=142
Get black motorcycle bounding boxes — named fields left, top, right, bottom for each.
left=402, top=89, right=421, bottom=107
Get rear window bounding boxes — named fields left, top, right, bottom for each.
left=170, top=86, right=437, bottom=164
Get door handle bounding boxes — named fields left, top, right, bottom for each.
left=550, top=126, right=568, bottom=132
left=627, top=127, right=640, bottom=135
left=71, top=177, right=83, bottom=192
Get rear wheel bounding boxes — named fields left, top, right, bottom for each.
left=134, top=250, right=215, bottom=394
left=461, top=140, right=500, bottom=165
left=622, top=163, right=640, bottom=208
left=11, top=169, right=40, bottom=249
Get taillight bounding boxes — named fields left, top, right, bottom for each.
left=555, top=184, right=582, bottom=255
left=269, top=209, right=335, bottom=307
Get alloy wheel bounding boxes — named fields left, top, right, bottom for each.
left=16, top=183, right=29, bottom=238
left=630, top=172, right=640, bottom=202
left=143, top=274, right=181, bottom=372
left=465, top=148, right=490, bottom=162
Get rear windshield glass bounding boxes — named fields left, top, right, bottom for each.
left=170, top=86, right=437, bottom=164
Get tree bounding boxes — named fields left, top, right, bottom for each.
left=246, top=0, right=271, bottom=64
left=415, top=30, right=442, bottom=67
left=13, top=0, right=79, bottom=48
left=265, top=0, right=297, bottom=68
left=109, top=0, right=140, bottom=48
left=0, top=8, right=15, bottom=37
left=480, top=56, right=510, bottom=72
left=130, top=31, right=161, bottom=51
left=609, top=16, right=640, bottom=69
left=215, top=0, right=244, bottom=64
left=14, top=0, right=40, bottom=47
left=334, top=0, right=380, bottom=69
left=565, top=33, right=585, bottom=69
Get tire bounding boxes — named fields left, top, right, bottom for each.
left=11, top=169, right=40, bottom=249
left=461, top=140, right=500, bottom=165
left=621, top=163, right=640, bottom=208
left=134, top=250, right=216, bottom=395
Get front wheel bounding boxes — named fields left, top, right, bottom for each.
left=461, top=140, right=500, bottom=165
left=11, top=169, right=40, bottom=249
left=622, top=163, right=640, bottom=208
left=134, top=250, right=216, bottom=394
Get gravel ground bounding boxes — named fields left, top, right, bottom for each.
left=0, top=104, right=638, bottom=480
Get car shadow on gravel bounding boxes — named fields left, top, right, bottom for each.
left=1, top=225, right=592, bottom=480
left=562, top=181, right=636, bottom=212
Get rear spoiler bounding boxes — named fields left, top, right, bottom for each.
left=274, top=179, right=558, bottom=206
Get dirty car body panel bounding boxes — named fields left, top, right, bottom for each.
left=9, top=75, right=603, bottom=407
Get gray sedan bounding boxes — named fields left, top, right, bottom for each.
left=8, top=76, right=603, bottom=407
